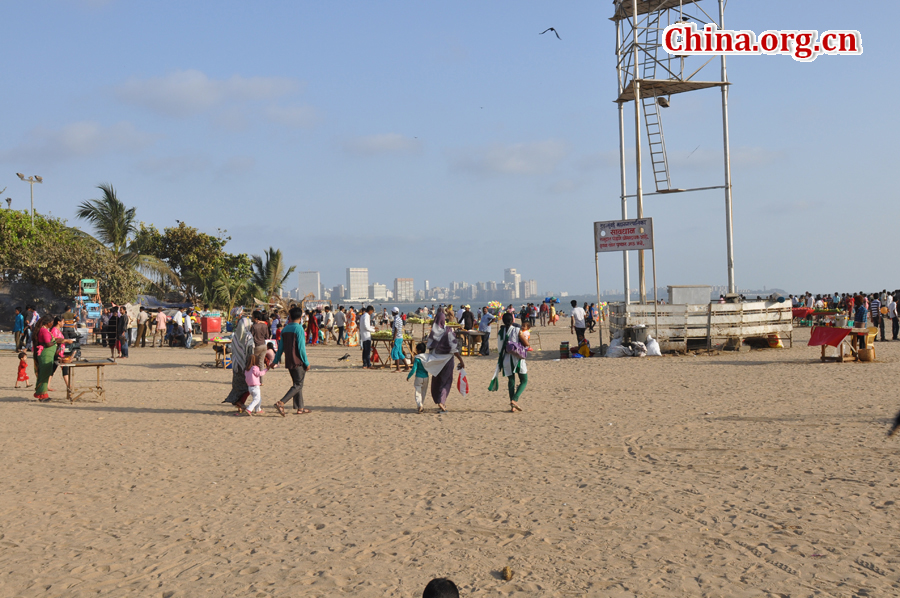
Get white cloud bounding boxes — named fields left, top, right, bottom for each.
left=266, top=104, right=318, bottom=129
left=343, top=133, right=422, bottom=156
left=0, top=121, right=156, bottom=163
left=450, top=140, right=568, bottom=176
left=116, top=70, right=300, bottom=117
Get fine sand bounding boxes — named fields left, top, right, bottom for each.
left=1, top=325, right=899, bottom=597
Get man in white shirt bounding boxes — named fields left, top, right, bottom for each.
left=333, top=306, right=346, bottom=345
left=137, top=307, right=150, bottom=348
left=183, top=311, right=193, bottom=348
left=569, top=299, right=587, bottom=343
left=360, top=305, right=376, bottom=368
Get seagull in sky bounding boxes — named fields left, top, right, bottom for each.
left=540, top=27, right=561, bottom=40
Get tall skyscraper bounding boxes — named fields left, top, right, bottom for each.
left=394, top=278, right=415, bottom=303
left=504, top=268, right=521, bottom=299
left=346, top=268, right=369, bottom=301
left=424, top=280, right=430, bottom=292
left=332, top=284, right=346, bottom=302
left=296, top=271, right=321, bottom=299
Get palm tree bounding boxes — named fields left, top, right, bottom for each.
left=76, top=184, right=179, bottom=287
left=212, top=267, right=251, bottom=315
left=250, top=247, right=295, bottom=304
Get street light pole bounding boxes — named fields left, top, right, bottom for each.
left=16, top=173, right=42, bottom=226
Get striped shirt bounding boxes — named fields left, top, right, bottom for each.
left=870, top=299, right=881, bottom=321
left=393, top=315, right=404, bottom=339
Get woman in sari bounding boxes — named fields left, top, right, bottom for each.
left=223, top=307, right=255, bottom=407
left=346, top=308, right=359, bottom=347
left=32, top=316, right=70, bottom=401
left=306, top=310, right=319, bottom=345
left=48, top=317, right=69, bottom=390
left=489, top=312, right=530, bottom=412
left=417, top=311, right=465, bottom=412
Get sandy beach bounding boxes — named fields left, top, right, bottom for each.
left=1, top=326, right=898, bottom=597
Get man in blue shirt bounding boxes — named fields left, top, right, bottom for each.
left=273, top=306, right=311, bottom=416
left=478, top=306, right=495, bottom=356
left=12, top=307, right=25, bottom=351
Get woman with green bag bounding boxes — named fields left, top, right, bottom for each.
left=32, top=316, right=72, bottom=401
left=489, top=312, right=530, bottom=412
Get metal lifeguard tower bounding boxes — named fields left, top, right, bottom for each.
left=611, top=0, right=734, bottom=303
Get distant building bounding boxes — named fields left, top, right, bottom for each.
left=369, top=283, right=388, bottom=300
left=332, top=284, right=346, bottom=302
left=394, top=278, right=415, bottom=303
left=504, top=268, right=521, bottom=299
left=346, top=268, right=369, bottom=301
left=424, top=280, right=430, bottom=292
left=522, top=279, right=538, bottom=299
left=296, top=271, right=321, bottom=299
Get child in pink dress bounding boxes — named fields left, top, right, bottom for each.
left=239, top=354, right=267, bottom=416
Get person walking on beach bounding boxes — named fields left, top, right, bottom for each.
left=334, top=306, right=346, bottom=345
left=250, top=311, right=269, bottom=366
left=888, top=295, right=899, bottom=341
left=390, top=307, right=409, bottom=372
left=407, top=342, right=429, bottom=413
left=540, top=301, right=548, bottom=326
left=459, top=305, right=475, bottom=353
left=15, top=351, right=30, bottom=388
left=322, top=306, right=336, bottom=345
left=151, top=308, right=167, bottom=347
left=106, top=306, right=119, bottom=359
left=273, top=306, right=311, bottom=416
left=223, top=308, right=254, bottom=407
left=416, top=311, right=465, bottom=412
left=237, top=354, right=267, bottom=416
left=360, top=305, right=375, bottom=369
left=869, top=294, right=884, bottom=342
left=570, top=300, right=586, bottom=343
left=479, top=306, right=495, bottom=356
left=136, top=307, right=149, bottom=347
left=489, top=312, right=530, bottom=412
left=13, top=307, right=25, bottom=351
left=117, top=306, right=130, bottom=358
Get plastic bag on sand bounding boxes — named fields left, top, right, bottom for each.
left=606, top=344, right=632, bottom=358
left=631, top=341, right=648, bottom=357
left=457, top=369, right=470, bottom=396
left=646, top=335, right=662, bottom=357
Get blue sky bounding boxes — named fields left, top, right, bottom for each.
left=1, top=0, right=889, bottom=296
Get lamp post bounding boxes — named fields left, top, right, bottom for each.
left=16, top=173, right=42, bottom=226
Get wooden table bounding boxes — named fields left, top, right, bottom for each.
left=370, top=338, right=415, bottom=369
left=212, top=338, right=231, bottom=368
left=457, top=330, right=485, bottom=356
left=64, top=360, right=116, bottom=402
left=808, top=326, right=852, bottom=362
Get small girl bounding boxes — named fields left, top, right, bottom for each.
left=15, top=352, right=30, bottom=388
left=407, top=342, right=430, bottom=413
left=239, top=354, right=267, bottom=416
left=521, top=321, right=533, bottom=351
left=264, top=340, right=277, bottom=370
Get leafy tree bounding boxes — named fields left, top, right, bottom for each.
left=0, top=209, right=141, bottom=304
left=75, top=184, right=178, bottom=287
left=250, top=247, right=295, bottom=303
left=133, top=222, right=252, bottom=305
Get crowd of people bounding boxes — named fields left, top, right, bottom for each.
left=790, top=290, right=900, bottom=341
left=10, top=296, right=604, bottom=413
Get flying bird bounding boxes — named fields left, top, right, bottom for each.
left=540, top=27, right=561, bottom=40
